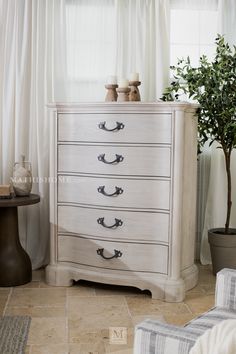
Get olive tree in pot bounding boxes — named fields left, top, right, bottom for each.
left=162, top=35, right=236, bottom=275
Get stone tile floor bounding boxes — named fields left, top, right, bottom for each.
left=0, top=264, right=216, bottom=354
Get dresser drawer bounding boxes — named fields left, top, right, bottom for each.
left=58, top=205, right=169, bottom=243
left=58, top=235, right=168, bottom=274
left=58, top=145, right=171, bottom=177
left=58, top=175, right=170, bottom=210
left=58, top=113, right=172, bottom=144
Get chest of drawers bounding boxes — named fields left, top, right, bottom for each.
left=46, top=102, right=198, bottom=302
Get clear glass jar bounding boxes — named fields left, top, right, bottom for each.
left=12, top=156, right=32, bottom=196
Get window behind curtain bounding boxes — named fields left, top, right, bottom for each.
left=170, top=4, right=218, bottom=68
left=65, top=0, right=115, bottom=100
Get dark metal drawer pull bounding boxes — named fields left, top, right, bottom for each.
left=97, top=248, right=123, bottom=260
left=97, top=185, right=123, bottom=197
left=97, top=153, right=124, bottom=165
left=98, top=121, right=125, bottom=132
left=97, top=217, right=123, bottom=229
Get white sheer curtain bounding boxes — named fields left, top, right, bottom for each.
left=114, top=0, right=170, bottom=101
left=63, top=0, right=116, bottom=101
left=169, top=0, right=219, bottom=258
left=64, top=0, right=170, bottom=102
left=0, top=0, right=67, bottom=269
left=200, top=0, right=236, bottom=264
left=0, top=0, right=170, bottom=269
left=170, top=0, right=218, bottom=10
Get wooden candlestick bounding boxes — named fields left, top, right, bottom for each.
left=116, top=87, right=131, bottom=102
left=105, top=84, right=118, bottom=102
left=129, top=81, right=141, bottom=101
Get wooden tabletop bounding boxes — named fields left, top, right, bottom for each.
left=0, top=194, right=40, bottom=207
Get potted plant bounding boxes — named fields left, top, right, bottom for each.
left=161, top=35, right=236, bottom=274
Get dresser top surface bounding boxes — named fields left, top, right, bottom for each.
left=47, top=101, right=198, bottom=113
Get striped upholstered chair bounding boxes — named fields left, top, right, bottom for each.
left=134, top=268, right=236, bottom=354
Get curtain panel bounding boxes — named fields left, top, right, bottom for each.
left=0, top=0, right=67, bottom=269
left=64, top=0, right=170, bottom=102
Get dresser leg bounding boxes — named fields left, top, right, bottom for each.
left=46, top=265, right=74, bottom=286
left=147, top=278, right=185, bottom=302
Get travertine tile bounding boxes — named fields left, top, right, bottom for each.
left=131, top=314, right=165, bottom=326
left=0, top=289, right=10, bottom=302
left=67, top=285, right=96, bottom=296
left=70, top=342, right=106, bottom=354
left=164, top=313, right=195, bottom=326
left=5, top=306, right=66, bottom=317
left=200, top=283, right=216, bottom=295
left=0, top=298, right=8, bottom=308
left=29, top=344, right=69, bottom=354
left=68, top=296, right=127, bottom=318
left=39, top=282, right=65, bottom=289
left=0, top=289, right=10, bottom=311
left=125, top=297, right=191, bottom=316
left=17, top=281, right=40, bottom=288
left=69, top=312, right=132, bottom=341
left=0, top=289, right=11, bottom=295
left=68, top=296, right=132, bottom=342
left=155, top=302, right=192, bottom=315
left=8, top=288, right=66, bottom=307
left=27, top=318, right=67, bottom=345
left=185, top=291, right=205, bottom=301
left=106, top=347, right=133, bottom=354
left=69, top=328, right=109, bottom=344
left=185, top=294, right=215, bottom=315
left=186, top=284, right=205, bottom=295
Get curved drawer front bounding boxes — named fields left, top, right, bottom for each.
left=58, top=235, right=168, bottom=274
left=58, top=176, right=170, bottom=210
left=58, top=145, right=171, bottom=177
left=58, top=113, right=172, bottom=144
left=58, top=205, right=169, bottom=243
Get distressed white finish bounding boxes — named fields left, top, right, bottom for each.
left=58, top=205, right=170, bottom=243
left=58, top=176, right=170, bottom=210
left=46, top=102, right=198, bottom=302
left=58, top=113, right=172, bottom=144
left=58, top=235, right=168, bottom=274
left=58, top=144, right=171, bottom=177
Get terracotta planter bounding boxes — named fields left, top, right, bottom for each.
left=208, top=228, right=236, bottom=275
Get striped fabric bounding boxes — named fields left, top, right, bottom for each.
left=185, top=307, right=236, bottom=331
left=134, top=320, right=199, bottom=354
left=215, top=268, right=236, bottom=310
left=134, top=308, right=236, bottom=354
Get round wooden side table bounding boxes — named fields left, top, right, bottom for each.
left=0, top=194, right=40, bottom=286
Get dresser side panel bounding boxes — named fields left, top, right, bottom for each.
left=49, top=109, right=58, bottom=265
left=181, top=112, right=198, bottom=270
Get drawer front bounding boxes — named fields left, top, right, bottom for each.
left=58, top=235, right=168, bottom=274
left=58, top=113, right=172, bottom=144
left=58, top=205, right=169, bottom=243
left=58, top=176, right=170, bottom=210
left=58, top=145, right=171, bottom=177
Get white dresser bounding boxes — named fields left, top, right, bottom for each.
left=46, top=102, right=198, bottom=302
